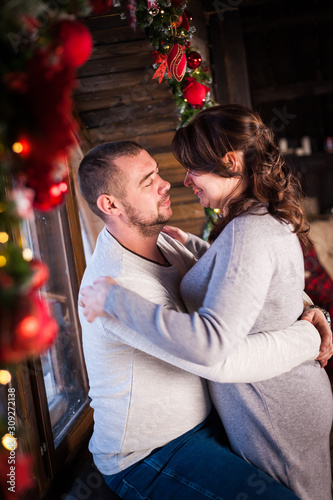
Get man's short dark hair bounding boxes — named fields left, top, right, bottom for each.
left=78, top=141, right=144, bottom=220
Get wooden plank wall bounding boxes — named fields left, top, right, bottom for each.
left=73, top=11, right=206, bottom=237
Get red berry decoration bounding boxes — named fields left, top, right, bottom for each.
left=187, top=51, right=202, bottom=70
left=183, top=77, right=210, bottom=108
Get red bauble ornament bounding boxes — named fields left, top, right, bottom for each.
left=183, top=77, right=210, bottom=108
left=55, top=19, right=93, bottom=68
left=187, top=51, right=202, bottom=70
left=0, top=293, right=58, bottom=363
left=167, top=44, right=186, bottom=82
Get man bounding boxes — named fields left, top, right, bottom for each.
left=78, top=141, right=328, bottom=500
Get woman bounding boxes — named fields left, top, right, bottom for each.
left=80, top=104, right=333, bottom=499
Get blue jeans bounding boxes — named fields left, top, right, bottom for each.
left=103, top=411, right=300, bottom=500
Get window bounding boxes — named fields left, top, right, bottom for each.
left=7, top=172, right=92, bottom=498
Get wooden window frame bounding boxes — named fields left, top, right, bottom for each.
left=11, top=167, right=93, bottom=499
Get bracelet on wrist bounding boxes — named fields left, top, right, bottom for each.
left=303, top=305, right=331, bottom=328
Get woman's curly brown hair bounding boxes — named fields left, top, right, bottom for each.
left=172, top=103, right=311, bottom=249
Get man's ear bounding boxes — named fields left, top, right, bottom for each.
left=223, top=151, right=243, bottom=173
left=96, top=194, right=121, bottom=217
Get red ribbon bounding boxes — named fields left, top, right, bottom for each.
left=152, top=51, right=171, bottom=84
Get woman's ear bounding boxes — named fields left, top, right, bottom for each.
left=96, top=194, right=121, bottom=216
left=223, top=151, right=243, bottom=173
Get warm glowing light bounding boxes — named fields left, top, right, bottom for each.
left=214, top=209, right=221, bottom=213
left=2, top=434, right=17, bottom=451
left=0, top=255, right=7, bottom=267
left=0, top=371, right=11, bottom=385
left=0, top=232, right=9, bottom=243
left=12, top=142, right=23, bottom=153
left=18, top=316, right=39, bottom=338
left=49, top=185, right=61, bottom=197
left=22, top=248, right=33, bottom=262
left=58, top=181, right=68, bottom=193
left=184, top=98, right=188, bottom=102
left=12, top=139, right=30, bottom=155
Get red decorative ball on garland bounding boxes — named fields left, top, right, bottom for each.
left=183, top=77, right=210, bottom=108
left=55, top=19, right=93, bottom=68
left=187, top=51, right=202, bottom=70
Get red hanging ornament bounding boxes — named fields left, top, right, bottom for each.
left=55, top=19, right=93, bottom=68
left=167, top=44, right=186, bottom=82
left=183, top=77, right=210, bottom=108
left=152, top=51, right=171, bottom=83
left=187, top=50, right=202, bottom=70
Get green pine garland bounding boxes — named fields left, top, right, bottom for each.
left=131, top=0, right=217, bottom=235
left=133, top=0, right=215, bottom=126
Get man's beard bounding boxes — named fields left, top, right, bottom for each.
left=122, top=196, right=172, bottom=237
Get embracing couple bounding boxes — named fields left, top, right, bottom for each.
left=78, top=104, right=333, bottom=500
